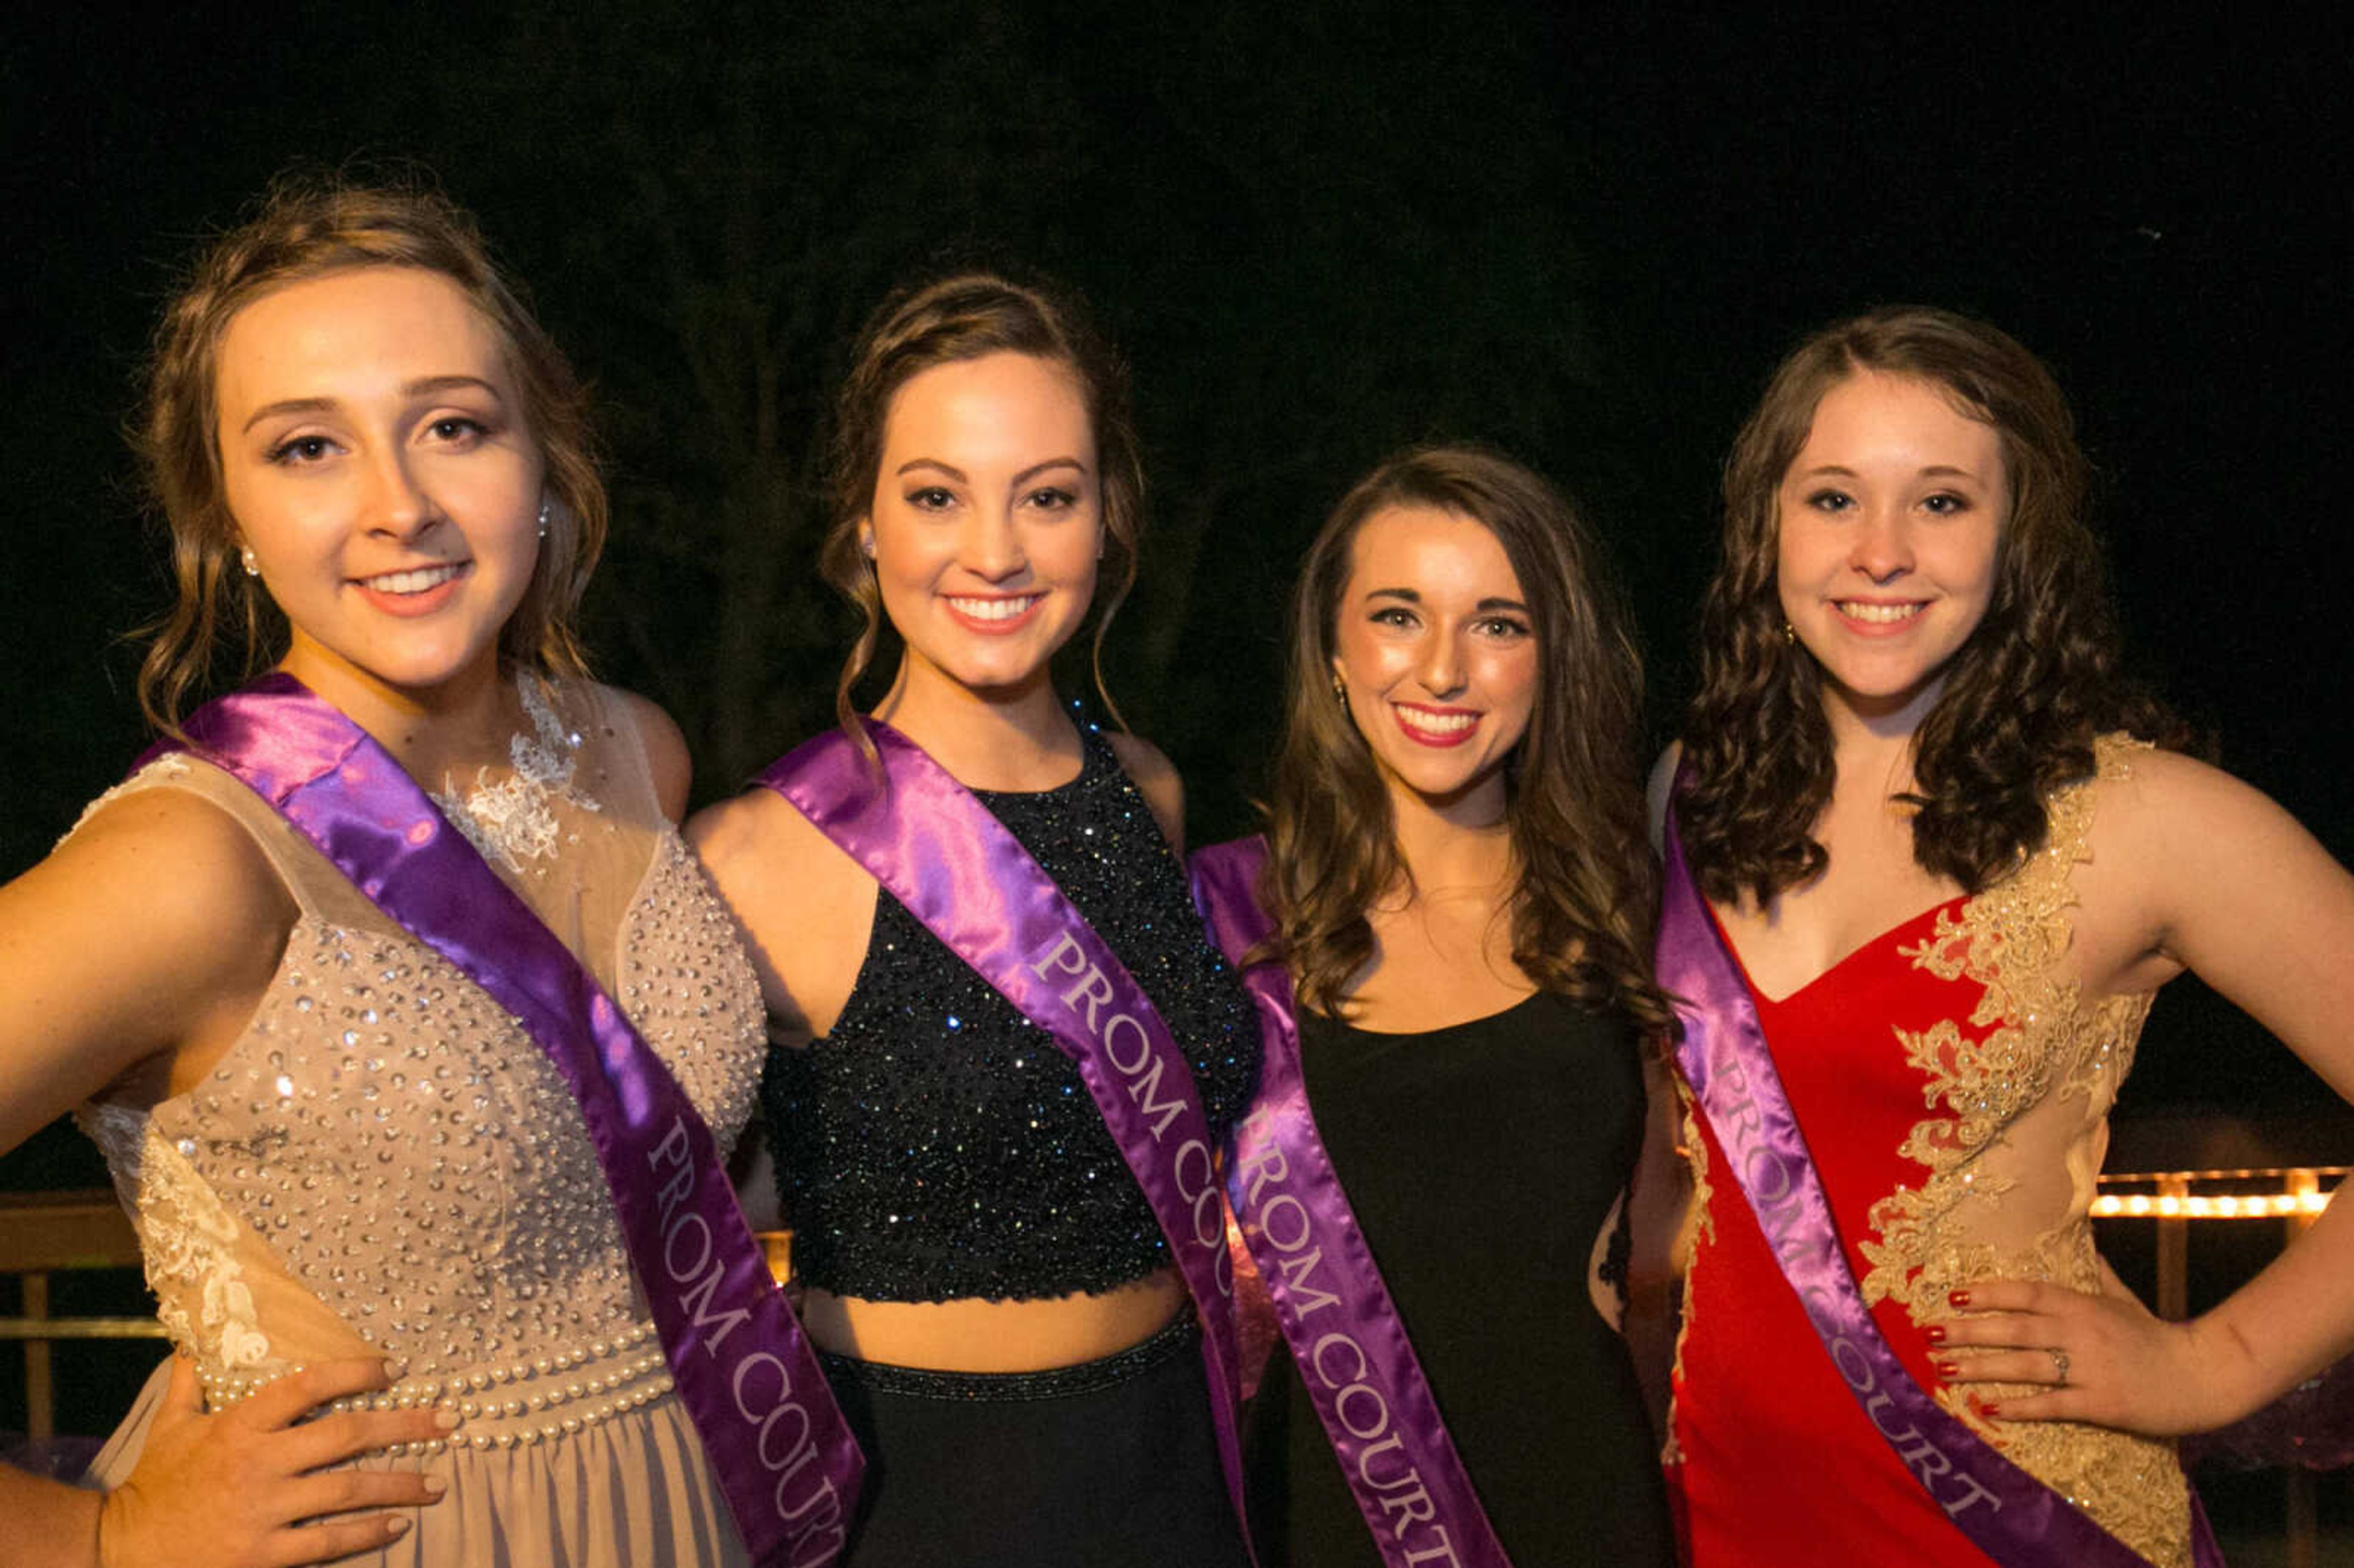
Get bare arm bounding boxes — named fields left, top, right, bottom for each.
left=1945, top=751, right=2354, bottom=1433
left=0, top=790, right=449, bottom=1562
left=608, top=686, right=693, bottom=824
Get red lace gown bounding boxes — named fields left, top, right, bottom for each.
left=1666, top=897, right=2000, bottom=1566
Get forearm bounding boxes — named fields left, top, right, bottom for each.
left=0, top=1462, right=104, bottom=1568
left=2183, top=1190, right=2354, bottom=1426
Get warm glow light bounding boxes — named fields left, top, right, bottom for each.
left=2089, top=1187, right=2336, bottom=1221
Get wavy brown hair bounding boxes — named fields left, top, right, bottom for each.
left=135, top=172, right=605, bottom=733
left=1262, top=446, right=1674, bottom=1035
left=1678, top=306, right=2180, bottom=905
left=820, top=272, right=1144, bottom=744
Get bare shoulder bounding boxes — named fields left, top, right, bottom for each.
left=1105, top=731, right=1187, bottom=853
left=2084, top=745, right=2310, bottom=869
left=0, top=785, right=295, bottom=1146
left=686, top=783, right=877, bottom=1040
left=1645, top=740, right=1684, bottom=853
left=599, top=685, right=693, bottom=823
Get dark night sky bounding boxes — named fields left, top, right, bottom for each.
left=4, top=4, right=2348, bottom=1162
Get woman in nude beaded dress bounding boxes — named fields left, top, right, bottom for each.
left=691, top=274, right=1259, bottom=1565
left=1659, top=306, right=2354, bottom=1567
left=0, top=181, right=772, bottom=1567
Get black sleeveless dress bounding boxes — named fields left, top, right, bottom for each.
left=1247, top=990, right=1675, bottom=1567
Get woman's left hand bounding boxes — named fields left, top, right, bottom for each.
left=1934, top=1269, right=2253, bottom=1437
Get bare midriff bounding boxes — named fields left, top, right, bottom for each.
left=800, top=1266, right=1186, bottom=1371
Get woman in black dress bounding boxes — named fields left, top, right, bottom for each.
left=1209, top=447, right=1676, bottom=1566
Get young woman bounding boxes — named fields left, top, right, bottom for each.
left=690, top=274, right=1259, bottom=1566
left=0, top=181, right=839, bottom=1568
left=1660, top=306, right=2354, bottom=1568
left=1192, top=447, right=1677, bottom=1567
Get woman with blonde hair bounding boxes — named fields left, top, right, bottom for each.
left=0, top=178, right=850, bottom=1567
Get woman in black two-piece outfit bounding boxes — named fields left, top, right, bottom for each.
left=1228, top=448, right=1677, bottom=1567
left=692, top=274, right=1256, bottom=1566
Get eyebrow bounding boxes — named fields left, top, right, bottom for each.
left=1792, top=462, right=1985, bottom=481
left=893, top=457, right=1088, bottom=486
left=238, top=375, right=506, bottom=434
left=1365, top=587, right=1531, bottom=614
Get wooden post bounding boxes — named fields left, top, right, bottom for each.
left=24, top=1271, right=53, bottom=1443
left=2285, top=1170, right=2321, bottom=1568
left=2154, top=1173, right=2190, bottom=1322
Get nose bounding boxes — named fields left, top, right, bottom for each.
left=1417, top=631, right=1467, bottom=699
left=961, top=502, right=1028, bottom=582
left=365, top=446, right=438, bottom=542
left=1848, top=504, right=1914, bottom=583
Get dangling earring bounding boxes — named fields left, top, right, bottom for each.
left=536, top=500, right=551, bottom=541
left=1331, top=672, right=1348, bottom=706
left=240, top=545, right=261, bottom=578
left=1780, top=619, right=1797, bottom=645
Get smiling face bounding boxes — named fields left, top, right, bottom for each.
left=1332, top=505, right=1538, bottom=820
left=1775, top=370, right=2006, bottom=732
left=867, top=351, right=1103, bottom=702
left=216, top=265, right=544, bottom=710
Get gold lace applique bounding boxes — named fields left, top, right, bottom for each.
left=1856, top=736, right=2187, bottom=1566
left=1662, top=1077, right=1713, bottom=1464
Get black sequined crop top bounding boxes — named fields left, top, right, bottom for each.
left=763, top=722, right=1260, bottom=1303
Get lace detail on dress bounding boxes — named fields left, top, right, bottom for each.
left=1856, top=735, right=2187, bottom=1567
left=75, top=1101, right=283, bottom=1385
left=1662, top=1077, right=1713, bottom=1464
left=430, top=677, right=600, bottom=874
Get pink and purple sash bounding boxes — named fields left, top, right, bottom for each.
left=1192, top=835, right=1515, bottom=1568
left=1658, top=799, right=2221, bottom=1568
left=152, top=675, right=862, bottom=1568
left=756, top=721, right=1256, bottom=1553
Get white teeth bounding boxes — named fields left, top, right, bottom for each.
left=1396, top=707, right=1476, bottom=735
left=362, top=563, right=465, bottom=595
left=1837, top=601, right=1922, bottom=624
left=947, top=595, right=1040, bottom=622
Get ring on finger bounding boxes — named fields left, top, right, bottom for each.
left=2047, top=1347, right=2070, bottom=1386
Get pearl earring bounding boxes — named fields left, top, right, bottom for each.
left=240, top=546, right=261, bottom=578
left=536, top=500, right=551, bottom=541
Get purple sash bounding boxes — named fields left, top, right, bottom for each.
left=1658, top=800, right=2222, bottom=1568
left=756, top=721, right=1256, bottom=1553
left=1192, top=836, right=1515, bottom=1568
left=151, top=675, right=861, bottom=1568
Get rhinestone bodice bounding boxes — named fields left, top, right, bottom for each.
left=74, top=682, right=764, bottom=1424
left=765, top=722, right=1260, bottom=1301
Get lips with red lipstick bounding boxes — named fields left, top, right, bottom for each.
left=352, top=559, right=472, bottom=617
left=1392, top=701, right=1480, bottom=748
left=942, top=592, right=1045, bottom=634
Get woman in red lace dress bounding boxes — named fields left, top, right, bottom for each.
left=1661, top=306, right=2354, bottom=1568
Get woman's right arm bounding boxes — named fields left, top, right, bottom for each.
left=0, top=790, right=450, bottom=1567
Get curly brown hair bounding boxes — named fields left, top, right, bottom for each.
left=135, top=170, right=604, bottom=732
left=1677, top=306, right=2180, bottom=905
left=819, top=272, right=1144, bottom=743
left=1262, top=446, right=1675, bottom=1035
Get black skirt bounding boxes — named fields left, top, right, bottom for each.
left=818, top=1315, right=1251, bottom=1567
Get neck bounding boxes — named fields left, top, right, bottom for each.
left=1821, top=674, right=1947, bottom=797
left=1386, top=774, right=1514, bottom=902
left=280, top=644, right=522, bottom=788
left=870, top=657, right=1081, bottom=790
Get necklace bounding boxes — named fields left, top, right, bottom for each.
left=430, top=678, right=600, bottom=874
